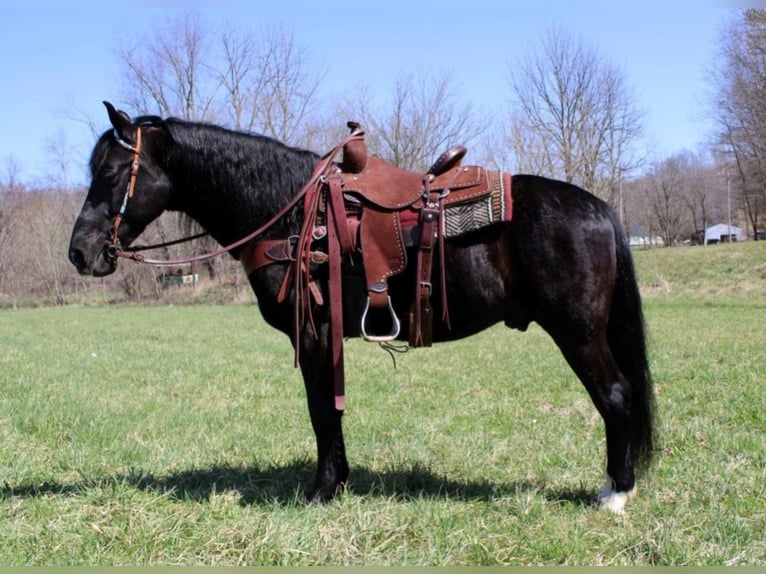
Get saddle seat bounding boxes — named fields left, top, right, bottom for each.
left=341, top=157, right=489, bottom=209
left=340, top=129, right=480, bottom=210
left=333, top=126, right=495, bottom=348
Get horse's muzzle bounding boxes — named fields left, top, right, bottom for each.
left=68, top=243, right=117, bottom=277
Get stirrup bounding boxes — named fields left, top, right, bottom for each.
left=360, top=296, right=401, bottom=342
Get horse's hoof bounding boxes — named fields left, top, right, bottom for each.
left=597, top=474, right=637, bottom=514
left=306, top=482, right=345, bottom=504
left=306, top=490, right=333, bottom=504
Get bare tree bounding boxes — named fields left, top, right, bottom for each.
left=119, top=15, right=325, bottom=145
left=118, top=12, right=219, bottom=121
left=216, top=25, right=259, bottom=131
left=61, top=93, right=104, bottom=142
left=337, top=71, right=486, bottom=171
left=249, top=26, right=323, bottom=143
left=0, top=160, right=25, bottom=287
left=216, top=24, right=325, bottom=144
left=642, top=154, right=690, bottom=246
left=506, top=27, right=645, bottom=204
left=43, top=130, right=74, bottom=190
left=677, top=150, right=729, bottom=243
left=0, top=190, right=76, bottom=303
left=710, top=9, right=766, bottom=238
left=2, top=156, right=22, bottom=190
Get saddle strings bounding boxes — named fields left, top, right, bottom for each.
left=378, top=340, right=409, bottom=368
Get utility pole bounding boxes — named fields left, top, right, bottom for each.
left=619, top=176, right=624, bottom=227
left=727, top=168, right=732, bottom=242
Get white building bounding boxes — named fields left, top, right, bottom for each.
left=704, top=223, right=744, bottom=244
left=629, top=235, right=665, bottom=247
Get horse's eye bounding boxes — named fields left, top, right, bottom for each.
left=100, top=166, right=125, bottom=182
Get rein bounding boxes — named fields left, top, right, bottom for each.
left=109, top=128, right=363, bottom=267
left=121, top=231, right=210, bottom=254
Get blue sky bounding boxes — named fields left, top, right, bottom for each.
left=0, top=0, right=736, bottom=186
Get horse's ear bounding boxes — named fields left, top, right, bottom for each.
left=103, top=101, right=134, bottom=140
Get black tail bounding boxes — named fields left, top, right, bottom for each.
left=607, top=214, right=656, bottom=476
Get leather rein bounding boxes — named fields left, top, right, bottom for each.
left=107, top=127, right=361, bottom=267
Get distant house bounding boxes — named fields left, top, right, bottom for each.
left=704, top=223, right=743, bottom=244
left=629, top=235, right=665, bottom=247
left=629, top=225, right=665, bottom=247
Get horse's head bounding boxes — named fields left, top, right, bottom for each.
left=68, top=102, right=172, bottom=276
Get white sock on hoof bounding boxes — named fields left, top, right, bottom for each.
left=597, top=474, right=637, bottom=514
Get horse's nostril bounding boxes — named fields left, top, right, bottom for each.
left=69, top=247, right=86, bottom=270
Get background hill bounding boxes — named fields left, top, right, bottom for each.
left=633, top=241, right=765, bottom=303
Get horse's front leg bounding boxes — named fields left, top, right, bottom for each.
left=298, top=325, right=349, bottom=503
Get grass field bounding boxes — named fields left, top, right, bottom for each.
left=1, top=242, right=764, bottom=565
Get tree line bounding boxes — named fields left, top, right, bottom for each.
left=1, top=10, right=763, bottom=306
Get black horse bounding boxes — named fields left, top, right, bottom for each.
left=69, top=103, right=655, bottom=513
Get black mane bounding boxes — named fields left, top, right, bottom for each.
left=164, top=119, right=318, bottom=231
left=94, top=118, right=320, bottom=247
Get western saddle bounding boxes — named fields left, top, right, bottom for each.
left=242, top=122, right=496, bottom=409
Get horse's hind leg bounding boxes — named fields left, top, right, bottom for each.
left=555, top=334, right=637, bottom=513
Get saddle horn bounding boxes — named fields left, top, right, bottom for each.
left=341, top=121, right=368, bottom=174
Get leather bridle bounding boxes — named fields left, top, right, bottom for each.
left=107, top=127, right=142, bottom=261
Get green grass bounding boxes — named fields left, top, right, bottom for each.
left=632, top=240, right=766, bottom=303
left=0, top=242, right=765, bottom=565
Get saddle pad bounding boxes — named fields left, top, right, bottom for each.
left=400, top=170, right=512, bottom=237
